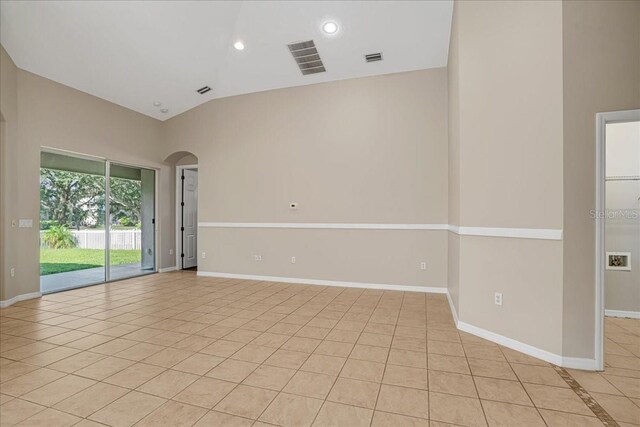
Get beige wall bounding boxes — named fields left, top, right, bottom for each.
left=1, top=46, right=20, bottom=301
left=457, top=0, right=564, bottom=230
left=1, top=0, right=637, bottom=366
left=447, top=2, right=461, bottom=313
left=449, top=0, right=639, bottom=360
left=0, top=45, right=175, bottom=301
left=449, top=0, right=565, bottom=355
left=163, top=69, right=449, bottom=287
left=562, top=0, right=640, bottom=358
left=460, top=237, right=564, bottom=353
left=202, top=228, right=447, bottom=287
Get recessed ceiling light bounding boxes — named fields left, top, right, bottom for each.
left=153, top=101, right=162, bottom=107
left=322, top=21, right=338, bottom=34
left=234, top=41, right=245, bottom=51
left=160, top=108, right=168, bottom=114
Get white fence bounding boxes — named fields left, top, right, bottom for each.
left=40, top=229, right=141, bottom=250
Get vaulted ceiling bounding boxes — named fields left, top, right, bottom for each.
left=1, top=1, right=453, bottom=120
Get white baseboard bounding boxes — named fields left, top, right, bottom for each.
left=0, top=292, right=42, bottom=309
left=197, top=271, right=447, bottom=294
left=446, top=290, right=597, bottom=370
left=605, top=309, right=640, bottom=319
left=159, top=266, right=178, bottom=273
left=457, top=320, right=564, bottom=366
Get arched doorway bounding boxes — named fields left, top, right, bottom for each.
left=165, top=152, right=198, bottom=270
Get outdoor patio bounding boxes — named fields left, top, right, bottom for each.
left=40, top=263, right=154, bottom=293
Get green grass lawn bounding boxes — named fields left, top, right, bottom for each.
left=40, top=248, right=141, bottom=276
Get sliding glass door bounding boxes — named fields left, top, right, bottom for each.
left=40, top=151, right=156, bottom=293
left=40, top=152, right=107, bottom=292
left=108, top=163, right=155, bottom=281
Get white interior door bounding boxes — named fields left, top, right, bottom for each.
left=182, top=169, right=198, bottom=269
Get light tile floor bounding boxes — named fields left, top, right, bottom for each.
left=0, top=271, right=638, bottom=426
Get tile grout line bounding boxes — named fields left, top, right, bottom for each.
left=368, top=290, right=404, bottom=426
left=202, top=279, right=349, bottom=423
left=3, top=278, right=338, bottom=423
left=248, top=284, right=351, bottom=424
left=450, top=309, right=492, bottom=427
left=494, top=345, right=551, bottom=426
left=553, top=365, right=620, bottom=427
left=127, top=280, right=351, bottom=424
left=307, top=288, right=385, bottom=427
left=3, top=275, right=638, bottom=426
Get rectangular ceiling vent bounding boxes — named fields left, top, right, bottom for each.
left=196, top=86, right=212, bottom=95
left=365, top=52, right=383, bottom=63
left=287, top=40, right=326, bottom=75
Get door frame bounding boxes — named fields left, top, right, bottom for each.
left=175, top=164, right=198, bottom=270
left=594, top=109, right=640, bottom=371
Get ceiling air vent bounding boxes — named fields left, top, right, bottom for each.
left=196, top=86, right=212, bottom=95
left=287, top=40, right=326, bottom=75
left=365, top=52, right=383, bottom=63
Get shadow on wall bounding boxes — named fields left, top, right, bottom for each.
left=165, top=151, right=198, bottom=167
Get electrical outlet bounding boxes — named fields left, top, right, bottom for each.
left=494, top=292, right=503, bottom=306
left=202, top=252, right=206, bottom=259
left=10, top=268, right=15, bottom=278
left=420, top=262, right=427, bottom=270
left=169, top=249, right=174, bottom=255
left=254, top=255, right=262, bottom=261
left=291, top=256, right=296, bottom=264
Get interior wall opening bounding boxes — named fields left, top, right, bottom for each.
left=596, top=110, right=640, bottom=371
left=175, top=156, right=198, bottom=271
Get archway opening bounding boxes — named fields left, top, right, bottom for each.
left=165, top=152, right=199, bottom=271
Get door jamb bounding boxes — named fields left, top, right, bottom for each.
left=175, top=164, right=198, bottom=270
left=595, top=109, right=640, bottom=371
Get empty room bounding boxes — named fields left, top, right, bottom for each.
left=0, top=1, right=639, bottom=426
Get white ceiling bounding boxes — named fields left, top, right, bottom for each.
left=0, top=1, right=453, bottom=121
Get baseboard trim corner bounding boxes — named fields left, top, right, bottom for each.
left=159, top=266, right=178, bottom=273
left=197, top=271, right=447, bottom=294
left=605, top=309, right=640, bottom=319
left=0, top=292, right=42, bottom=308
left=457, top=320, right=564, bottom=366
left=454, top=319, right=597, bottom=370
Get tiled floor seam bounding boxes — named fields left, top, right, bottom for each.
left=368, top=291, right=403, bottom=427
left=553, top=365, right=620, bottom=427
left=457, top=330, right=492, bottom=427
left=308, top=289, right=385, bottom=427
left=496, top=347, right=551, bottom=426
left=242, top=286, right=348, bottom=425
left=3, top=276, right=638, bottom=427
left=5, top=282, right=340, bottom=423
